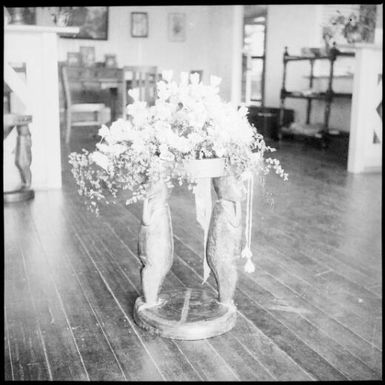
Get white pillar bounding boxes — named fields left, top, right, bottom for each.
left=4, top=25, right=79, bottom=189
left=347, top=45, right=382, bottom=173
left=231, top=5, right=244, bottom=106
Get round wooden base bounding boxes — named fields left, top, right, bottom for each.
left=133, top=288, right=237, bottom=340
left=4, top=189, right=34, bottom=203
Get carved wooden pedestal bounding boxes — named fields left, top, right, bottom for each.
left=133, top=174, right=246, bottom=340
left=134, top=289, right=236, bottom=340
left=3, top=114, right=35, bottom=203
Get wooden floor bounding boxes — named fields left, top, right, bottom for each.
left=4, top=127, right=382, bottom=381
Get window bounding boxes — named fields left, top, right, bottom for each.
left=241, top=7, right=267, bottom=106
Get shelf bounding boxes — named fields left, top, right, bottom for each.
left=303, top=74, right=353, bottom=79
left=284, top=51, right=355, bottom=62
left=284, top=55, right=331, bottom=62
left=282, top=124, right=345, bottom=138
left=281, top=91, right=352, bottom=100
left=280, top=47, right=355, bottom=140
left=333, top=92, right=353, bottom=98
left=5, top=24, right=80, bottom=35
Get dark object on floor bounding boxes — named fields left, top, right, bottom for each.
left=247, top=106, right=294, bottom=141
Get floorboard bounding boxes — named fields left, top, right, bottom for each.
left=4, top=127, right=382, bottom=381
left=4, top=208, right=52, bottom=381
left=101, top=201, right=314, bottom=380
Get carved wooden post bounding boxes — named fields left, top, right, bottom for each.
left=133, top=166, right=245, bottom=340
left=136, top=179, right=174, bottom=309
left=3, top=114, right=34, bottom=203
left=15, top=123, right=32, bottom=189
left=207, top=174, right=246, bottom=308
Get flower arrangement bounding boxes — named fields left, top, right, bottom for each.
left=322, top=7, right=377, bottom=47
left=69, top=71, right=288, bottom=215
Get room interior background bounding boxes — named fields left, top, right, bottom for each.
left=33, top=4, right=383, bottom=133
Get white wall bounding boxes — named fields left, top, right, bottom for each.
left=207, top=5, right=243, bottom=104
left=37, top=6, right=240, bottom=102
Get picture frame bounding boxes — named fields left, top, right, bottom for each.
left=67, top=52, right=81, bottom=66
left=168, top=13, right=186, bottom=42
left=131, top=12, right=148, bottom=38
left=80, top=46, right=96, bottom=67
left=63, top=7, right=108, bottom=40
left=105, top=54, right=117, bottom=68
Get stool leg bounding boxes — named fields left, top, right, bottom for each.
left=138, top=180, right=174, bottom=308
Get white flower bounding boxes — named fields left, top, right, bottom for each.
left=127, top=101, right=148, bottom=126
left=98, top=124, right=110, bottom=140
left=109, top=144, right=126, bottom=156
left=212, top=143, right=226, bottom=157
left=238, top=104, right=249, bottom=118
left=108, top=119, right=134, bottom=142
left=162, top=70, right=173, bottom=82
left=159, top=150, right=175, bottom=162
left=96, top=143, right=110, bottom=153
left=91, top=151, right=110, bottom=170
left=159, top=143, right=169, bottom=154
left=128, top=88, right=140, bottom=101
left=131, top=139, right=146, bottom=154
left=210, top=75, right=222, bottom=88
left=190, top=72, right=200, bottom=85
left=180, top=72, right=189, bottom=86
left=157, top=81, right=170, bottom=101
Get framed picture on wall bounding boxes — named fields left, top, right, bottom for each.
left=67, top=52, right=81, bottom=66
left=131, top=12, right=148, bottom=37
left=168, top=13, right=186, bottom=42
left=80, top=46, right=96, bottom=66
left=63, top=7, right=108, bottom=40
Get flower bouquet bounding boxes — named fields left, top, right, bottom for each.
left=69, top=71, right=287, bottom=213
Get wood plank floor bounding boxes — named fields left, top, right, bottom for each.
left=4, top=127, right=382, bottom=381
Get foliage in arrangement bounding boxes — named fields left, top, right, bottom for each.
left=69, top=71, right=288, bottom=214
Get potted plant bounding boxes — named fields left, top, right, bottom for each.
left=69, top=71, right=288, bottom=339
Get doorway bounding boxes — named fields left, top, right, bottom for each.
left=241, top=5, right=267, bottom=106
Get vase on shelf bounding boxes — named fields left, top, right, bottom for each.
left=47, top=7, right=72, bottom=27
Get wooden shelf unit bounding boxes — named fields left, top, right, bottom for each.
left=279, top=44, right=355, bottom=146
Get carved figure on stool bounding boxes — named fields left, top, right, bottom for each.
left=206, top=175, right=246, bottom=308
left=138, top=179, right=174, bottom=309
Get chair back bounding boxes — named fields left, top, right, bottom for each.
left=122, top=65, right=158, bottom=114
left=61, top=65, right=104, bottom=108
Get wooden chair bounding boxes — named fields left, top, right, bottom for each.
left=61, top=65, right=111, bottom=144
left=122, top=66, right=158, bottom=118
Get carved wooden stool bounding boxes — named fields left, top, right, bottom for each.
left=133, top=173, right=246, bottom=340
left=3, top=114, right=34, bottom=203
